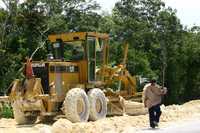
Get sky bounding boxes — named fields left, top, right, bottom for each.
left=0, top=0, right=199, bottom=27
left=96, top=0, right=200, bottom=27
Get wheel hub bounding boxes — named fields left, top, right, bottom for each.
left=77, top=98, right=85, bottom=115
left=95, top=98, right=102, bottom=113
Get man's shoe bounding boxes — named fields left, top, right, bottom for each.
left=151, top=125, right=155, bottom=129
left=153, top=121, right=158, bottom=127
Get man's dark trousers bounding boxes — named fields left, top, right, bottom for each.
left=148, top=104, right=162, bottom=128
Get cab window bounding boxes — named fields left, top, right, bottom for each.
left=63, top=41, right=84, bottom=61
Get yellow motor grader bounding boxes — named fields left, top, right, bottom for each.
left=2, top=32, right=141, bottom=124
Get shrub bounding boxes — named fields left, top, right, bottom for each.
left=0, top=103, right=13, bottom=118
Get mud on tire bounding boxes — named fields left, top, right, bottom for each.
left=63, top=88, right=90, bottom=122
left=12, top=100, right=37, bottom=125
left=88, top=88, right=107, bottom=121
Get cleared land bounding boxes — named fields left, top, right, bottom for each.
left=0, top=100, right=200, bottom=133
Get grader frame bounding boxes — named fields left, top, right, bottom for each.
left=1, top=32, right=140, bottom=124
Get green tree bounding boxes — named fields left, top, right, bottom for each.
left=0, top=0, right=101, bottom=94
left=181, top=27, right=200, bottom=102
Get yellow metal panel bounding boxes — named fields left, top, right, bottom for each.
left=48, top=73, right=79, bottom=83
left=48, top=34, right=64, bottom=42
left=61, top=32, right=86, bottom=42
left=48, top=32, right=109, bottom=42
left=48, top=32, right=86, bottom=42
left=48, top=61, right=82, bottom=99
left=78, top=60, right=88, bottom=83
left=48, top=62, right=80, bottom=84
left=62, top=73, right=79, bottom=83
left=48, top=61, right=78, bottom=66
left=87, top=32, right=109, bottom=39
left=48, top=72, right=79, bottom=102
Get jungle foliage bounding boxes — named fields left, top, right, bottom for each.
left=0, top=0, right=199, bottom=104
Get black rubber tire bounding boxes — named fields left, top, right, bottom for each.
left=63, top=88, right=90, bottom=122
left=88, top=88, right=107, bottom=121
left=12, top=101, right=37, bottom=125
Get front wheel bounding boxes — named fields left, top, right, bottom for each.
left=63, top=88, right=90, bottom=122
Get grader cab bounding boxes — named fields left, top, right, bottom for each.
left=5, top=32, right=139, bottom=124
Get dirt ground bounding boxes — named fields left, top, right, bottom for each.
left=0, top=100, right=200, bottom=133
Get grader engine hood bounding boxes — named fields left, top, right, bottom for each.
left=50, top=62, right=86, bottom=98
left=31, top=61, right=83, bottom=96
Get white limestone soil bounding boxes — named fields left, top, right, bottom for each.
left=0, top=100, right=200, bottom=133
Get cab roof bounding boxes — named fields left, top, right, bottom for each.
left=48, top=32, right=109, bottom=43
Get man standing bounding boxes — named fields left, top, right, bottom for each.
left=142, top=79, right=167, bottom=128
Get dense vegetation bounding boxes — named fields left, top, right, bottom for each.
left=0, top=0, right=199, bottom=104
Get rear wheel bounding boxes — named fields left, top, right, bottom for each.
left=12, top=101, right=37, bottom=124
left=63, top=88, right=90, bottom=122
left=88, top=88, right=107, bottom=121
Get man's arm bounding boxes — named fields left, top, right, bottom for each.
left=153, top=84, right=167, bottom=95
